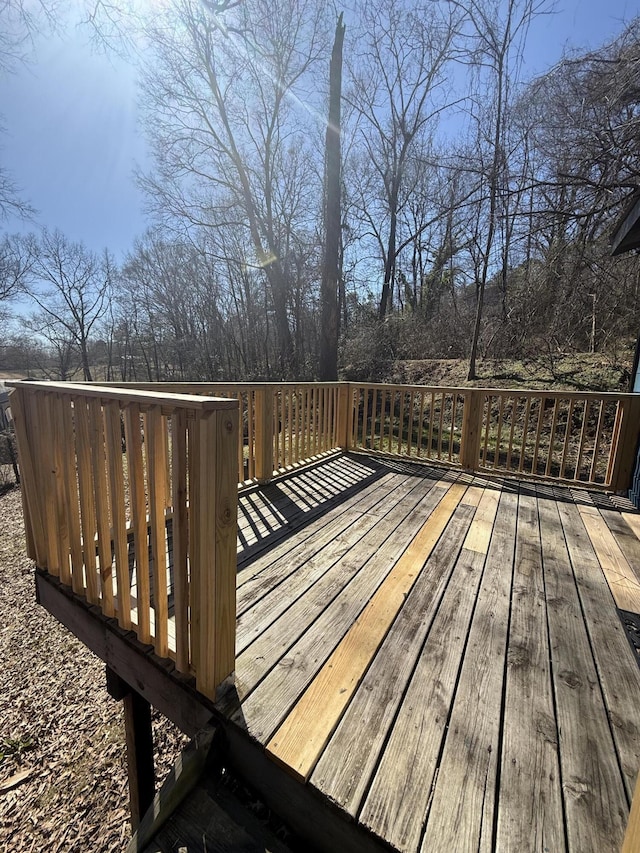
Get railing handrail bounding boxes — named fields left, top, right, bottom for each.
left=68, top=378, right=640, bottom=401
left=6, top=380, right=237, bottom=411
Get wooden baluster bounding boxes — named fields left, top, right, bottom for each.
left=60, top=397, right=83, bottom=593
left=105, top=400, right=131, bottom=631
left=237, top=392, right=244, bottom=483
left=306, top=387, right=312, bottom=458
left=48, top=394, right=71, bottom=585
left=589, top=399, right=605, bottom=484
left=124, top=404, right=150, bottom=644
left=280, top=390, right=286, bottom=468
left=505, top=397, right=518, bottom=472
left=147, top=406, right=169, bottom=656
left=493, top=394, right=505, bottom=470
left=482, top=395, right=491, bottom=468
left=370, top=388, right=378, bottom=452
left=89, top=397, right=114, bottom=616
left=172, top=410, right=189, bottom=673
left=288, top=388, right=294, bottom=465
left=448, top=393, right=457, bottom=462
left=188, top=414, right=200, bottom=676
left=545, top=398, right=560, bottom=478
left=531, top=396, right=546, bottom=476
left=437, top=392, right=445, bottom=459
left=559, top=398, right=575, bottom=481
left=519, top=395, right=532, bottom=473
left=74, top=396, right=98, bottom=603
left=34, top=392, right=59, bottom=576
left=427, top=391, right=435, bottom=459
left=407, top=390, right=416, bottom=457
left=397, top=390, right=405, bottom=456
left=248, top=389, right=255, bottom=479
left=574, top=399, right=590, bottom=481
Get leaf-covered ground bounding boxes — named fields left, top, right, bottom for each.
left=0, top=486, right=187, bottom=852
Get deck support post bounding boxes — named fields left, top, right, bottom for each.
left=460, top=389, right=483, bottom=471
left=106, top=666, right=155, bottom=830
left=254, top=386, right=274, bottom=483
left=609, top=395, right=640, bottom=492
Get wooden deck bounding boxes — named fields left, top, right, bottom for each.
left=211, top=452, right=640, bottom=853
left=30, top=450, right=640, bottom=852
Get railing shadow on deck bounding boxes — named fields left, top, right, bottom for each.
left=236, top=453, right=387, bottom=565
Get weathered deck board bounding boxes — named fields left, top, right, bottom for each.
left=557, top=494, right=640, bottom=800
left=538, top=487, right=628, bottom=852
left=310, top=497, right=480, bottom=819
left=495, top=490, right=565, bottom=852
left=214, top=456, right=640, bottom=853
left=226, top=477, right=459, bottom=738
left=266, top=483, right=468, bottom=781
left=419, top=489, right=518, bottom=852
left=37, top=452, right=640, bottom=853
left=354, top=494, right=499, bottom=850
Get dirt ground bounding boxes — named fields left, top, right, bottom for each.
left=0, top=485, right=187, bottom=852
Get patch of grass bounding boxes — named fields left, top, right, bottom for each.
left=0, top=735, right=35, bottom=766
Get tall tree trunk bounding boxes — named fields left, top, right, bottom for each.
left=320, top=13, right=345, bottom=381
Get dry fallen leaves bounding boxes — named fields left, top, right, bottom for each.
left=0, top=486, right=188, bottom=852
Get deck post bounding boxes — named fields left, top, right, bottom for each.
left=254, top=386, right=274, bottom=483
left=193, top=405, right=239, bottom=699
left=623, top=771, right=640, bottom=852
left=459, top=389, right=483, bottom=472
left=337, top=382, right=351, bottom=450
left=609, top=395, right=640, bottom=491
left=106, top=667, right=155, bottom=830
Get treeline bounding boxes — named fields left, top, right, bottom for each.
left=1, top=0, right=640, bottom=383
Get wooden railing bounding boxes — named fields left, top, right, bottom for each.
left=9, top=381, right=238, bottom=700
left=8, top=379, right=640, bottom=703
left=97, top=383, right=343, bottom=484
left=347, top=383, right=640, bottom=490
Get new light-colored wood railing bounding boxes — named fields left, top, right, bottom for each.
left=97, top=382, right=343, bottom=484
left=9, top=380, right=238, bottom=700
left=346, top=383, right=640, bottom=490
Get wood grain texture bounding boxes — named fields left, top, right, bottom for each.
left=578, top=503, right=640, bottom=612
left=495, top=491, right=564, bottom=853
left=105, top=400, right=131, bottom=630
left=124, top=404, right=151, bottom=643
left=311, top=502, right=478, bottom=817
left=147, top=406, right=169, bottom=657
left=227, top=479, right=457, bottom=740
left=538, top=488, right=628, bottom=852
left=74, top=396, right=99, bottom=604
left=89, top=396, right=114, bottom=616
left=558, top=497, right=640, bottom=801
left=266, top=483, right=467, bottom=781
left=421, top=490, right=518, bottom=853
left=356, top=489, right=500, bottom=850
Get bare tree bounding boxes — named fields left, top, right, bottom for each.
left=319, top=12, right=345, bottom=381
left=138, top=0, right=328, bottom=377
left=454, top=0, right=549, bottom=379
left=346, top=0, right=460, bottom=320
left=21, top=229, right=112, bottom=380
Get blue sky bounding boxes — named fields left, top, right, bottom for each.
left=0, top=0, right=635, bottom=262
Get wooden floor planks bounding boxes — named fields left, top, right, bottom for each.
left=211, top=454, right=640, bottom=853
